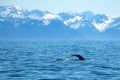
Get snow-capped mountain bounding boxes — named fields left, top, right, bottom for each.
left=0, top=5, right=120, bottom=40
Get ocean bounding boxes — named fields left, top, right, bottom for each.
left=0, top=40, right=120, bottom=80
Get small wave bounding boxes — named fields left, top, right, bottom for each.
left=7, top=73, right=27, bottom=78
left=91, top=70, right=112, bottom=76
left=101, top=66, right=120, bottom=71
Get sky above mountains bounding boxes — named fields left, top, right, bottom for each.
left=0, top=0, right=120, bottom=17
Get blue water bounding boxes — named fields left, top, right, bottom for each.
left=0, top=40, right=120, bottom=80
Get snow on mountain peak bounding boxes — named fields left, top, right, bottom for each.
left=0, top=6, right=11, bottom=16
left=43, top=14, right=61, bottom=25
left=93, top=17, right=112, bottom=32
left=28, top=14, right=41, bottom=20
left=64, top=16, right=82, bottom=29
left=43, top=14, right=60, bottom=20
left=0, top=5, right=25, bottom=18
left=0, top=5, right=116, bottom=32
left=14, top=5, right=22, bottom=11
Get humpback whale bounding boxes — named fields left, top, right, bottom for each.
left=56, top=54, right=85, bottom=61
left=72, top=54, right=85, bottom=60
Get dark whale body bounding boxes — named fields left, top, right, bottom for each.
left=72, top=54, right=85, bottom=60
left=56, top=54, right=85, bottom=61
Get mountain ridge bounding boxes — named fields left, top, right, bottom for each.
left=0, top=5, right=120, bottom=40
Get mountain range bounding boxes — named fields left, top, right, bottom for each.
left=0, top=5, right=120, bottom=40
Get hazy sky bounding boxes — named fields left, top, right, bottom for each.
left=0, top=0, right=120, bottom=17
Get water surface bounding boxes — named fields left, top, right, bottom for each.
left=0, top=40, right=120, bottom=80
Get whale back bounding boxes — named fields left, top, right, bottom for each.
left=72, top=54, right=85, bottom=60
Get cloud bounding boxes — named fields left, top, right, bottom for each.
left=93, top=17, right=112, bottom=32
